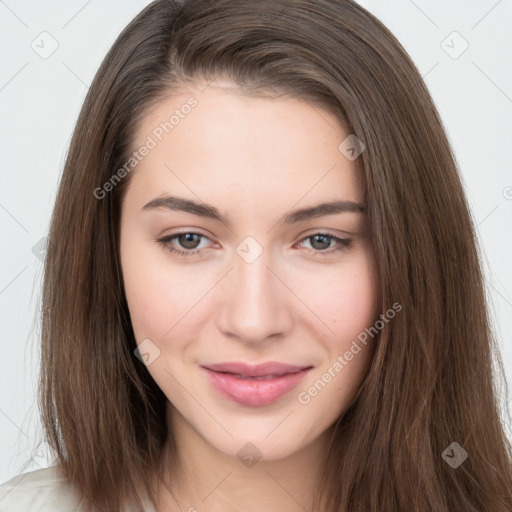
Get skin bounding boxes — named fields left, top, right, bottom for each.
left=119, top=79, right=380, bottom=511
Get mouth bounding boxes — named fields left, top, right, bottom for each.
left=200, top=362, right=313, bottom=407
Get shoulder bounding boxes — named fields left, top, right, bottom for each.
left=0, top=465, right=157, bottom=512
left=0, top=465, right=84, bottom=511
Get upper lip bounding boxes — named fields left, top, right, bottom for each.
left=201, top=362, right=312, bottom=378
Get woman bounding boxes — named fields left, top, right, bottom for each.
left=1, top=0, right=511, bottom=511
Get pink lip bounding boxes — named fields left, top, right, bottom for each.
left=201, top=362, right=312, bottom=407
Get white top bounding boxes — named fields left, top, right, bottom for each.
left=0, top=465, right=157, bottom=511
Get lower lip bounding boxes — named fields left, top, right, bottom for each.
left=202, top=367, right=311, bottom=407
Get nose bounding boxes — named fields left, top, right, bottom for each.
left=216, top=247, right=293, bottom=346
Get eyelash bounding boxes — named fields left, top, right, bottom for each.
left=156, top=232, right=352, bottom=259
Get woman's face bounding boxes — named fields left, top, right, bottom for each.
left=119, top=80, right=380, bottom=461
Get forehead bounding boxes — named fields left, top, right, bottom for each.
left=125, top=83, right=363, bottom=213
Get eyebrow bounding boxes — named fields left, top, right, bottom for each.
left=142, top=195, right=367, bottom=226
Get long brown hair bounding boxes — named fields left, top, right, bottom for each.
left=36, top=0, right=512, bottom=510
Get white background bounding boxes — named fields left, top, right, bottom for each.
left=0, top=0, right=511, bottom=483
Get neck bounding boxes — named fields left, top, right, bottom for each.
left=152, top=401, right=333, bottom=512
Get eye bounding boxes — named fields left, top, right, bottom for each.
left=157, top=232, right=211, bottom=258
left=156, top=231, right=352, bottom=258
left=296, top=233, right=352, bottom=256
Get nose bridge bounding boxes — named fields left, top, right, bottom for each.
left=217, top=239, right=291, bottom=343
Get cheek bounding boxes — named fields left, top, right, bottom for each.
left=120, top=215, right=211, bottom=338
left=121, top=249, right=218, bottom=363
left=297, top=260, right=378, bottom=414
left=335, top=267, right=378, bottom=338
left=120, top=228, right=176, bottom=340
left=302, top=251, right=379, bottom=342
left=303, top=250, right=379, bottom=397
left=122, top=266, right=189, bottom=342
